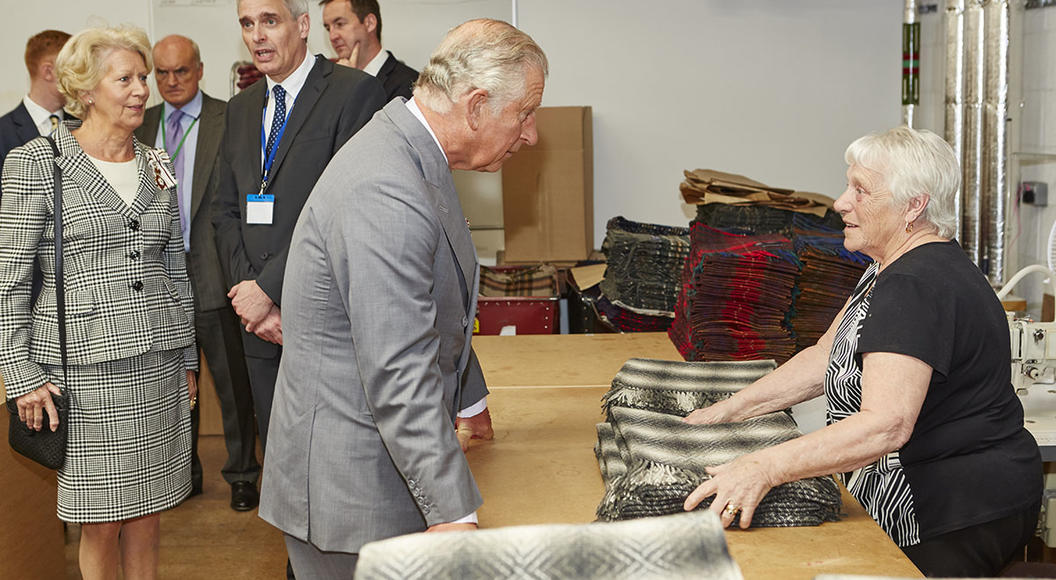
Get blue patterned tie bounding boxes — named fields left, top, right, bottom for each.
left=166, top=109, right=189, bottom=242
left=266, top=84, right=287, bottom=161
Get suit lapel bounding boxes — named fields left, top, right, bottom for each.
left=267, top=56, right=326, bottom=186
left=190, top=94, right=224, bottom=220
left=52, top=125, right=157, bottom=220
left=13, top=104, right=41, bottom=143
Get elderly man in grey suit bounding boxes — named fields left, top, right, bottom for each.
left=259, top=19, right=547, bottom=578
left=135, top=34, right=261, bottom=512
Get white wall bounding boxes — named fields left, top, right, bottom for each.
left=1, top=0, right=906, bottom=262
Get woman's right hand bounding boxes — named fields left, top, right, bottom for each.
left=683, top=398, right=742, bottom=425
left=15, top=383, right=63, bottom=432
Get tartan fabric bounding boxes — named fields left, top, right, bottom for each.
left=479, top=264, right=558, bottom=297
left=357, top=510, right=743, bottom=580
left=599, top=216, right=690, bottom=316
left=595, top=358, right=841, bottom=528
left=669, top=205, right=869, bottom=363
left=51, top=349, right=192, bottom=522
left=0, top=125, right=197, bottom=399
left=595, top=295, right=674, bottom=333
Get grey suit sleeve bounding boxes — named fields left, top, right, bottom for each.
left=253, top=75, right=386, bottom=306
left=460, top=348, right=489, bottom=410
left=0, top=144, right=51, bottom=399
left=325, top=179, right=480, bottom=526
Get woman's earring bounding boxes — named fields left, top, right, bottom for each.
left=905, top=221, right=914, bottom=233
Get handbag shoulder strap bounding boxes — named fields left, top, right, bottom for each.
left=44, top=136, right=67, bottom=381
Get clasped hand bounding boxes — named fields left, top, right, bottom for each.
left=229, top=280, right=283, bottom=345
left=14, top=382, right=62, bottom=431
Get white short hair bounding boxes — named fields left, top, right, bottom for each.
left=414, top=19, right=548, bottom=114
left=844, top=126, right=961, bottom=238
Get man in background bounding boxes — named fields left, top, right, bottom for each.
left=135, top=34, right=261, bottom=513
left=320, top=0, right=418, bottom=101
left=213, top=0, right=385, bottom=454
left=260, top=18, right=546, bottom=578
left=0, top=29, right=71, bottom=185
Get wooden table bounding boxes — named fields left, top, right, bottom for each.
left=467, top=333, right=921, bottom=579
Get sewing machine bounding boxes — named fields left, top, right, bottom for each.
left=1001, top=266, right=1056, bottom=546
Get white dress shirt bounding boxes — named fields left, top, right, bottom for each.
left=22, top=95, right=64, bottom=136
left=262, top=51, right=317, bottom=168
left=362, top=48, right=390, bottom=77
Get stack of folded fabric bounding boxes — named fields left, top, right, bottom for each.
left=596, top=216, right=690, bottom=332
left=791, top=230, right=871, bottom=350
left=672, top=223, right=800, bottom=363
left=595, top=358, right=842, bottom=527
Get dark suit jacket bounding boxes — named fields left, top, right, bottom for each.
left=0, top=103, right=41, bottom=190
left=136, top=91, right=230, bottom=314
left=376, top=50, right=419, bottom=102
left=212, top=55, right=386, bottom=358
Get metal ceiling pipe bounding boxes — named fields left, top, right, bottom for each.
left=961, top=0, right=986, bottom=267
left=944, top=0, right=966, bottom=242
left=982, top=0, right=1011, bottom=284
left=904, top=0, right=920, bottom=127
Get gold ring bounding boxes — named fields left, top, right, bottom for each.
left=190, top=396, right=198, bottom=410
left=723, top=503, right=741, bottom=517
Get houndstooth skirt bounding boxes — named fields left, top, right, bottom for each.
left=46, top=349, right=192, bottom=523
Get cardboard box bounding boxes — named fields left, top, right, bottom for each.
left=501, top=106, right=593, bottom=262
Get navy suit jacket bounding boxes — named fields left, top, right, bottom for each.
left=376, top=51, right=419, bottom=102
left=0, top=103, right=41, bottom=191
left=212, top=55, right=386, bottom=358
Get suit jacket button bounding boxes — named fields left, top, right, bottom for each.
left=131, top=281, right=144, bottom=291
left=128, top=219, right=140, bottom=231
left=128, top=250, right=140, bottom=260
left=462, top=316, right=468, bottom=327
left=260, top=252, right=270, bottom=261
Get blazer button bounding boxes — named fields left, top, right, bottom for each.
left=128, top=250, right=140, bottom=260
left=462, top=316, right=468, bottom=327
left=128, top=219, right=140, bottom=231
left=131, top=281, right=144, bottom=292
left=260, top=252, right=270, bottom=261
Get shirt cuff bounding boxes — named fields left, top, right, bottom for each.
left=452, top=511, right=478, bottom=525
left=457, top=397, right=487, bottom=418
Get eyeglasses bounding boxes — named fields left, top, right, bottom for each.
left=156, top=67, right=196, bottom=81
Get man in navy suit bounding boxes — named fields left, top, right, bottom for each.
left=0, top=29, right=71, bottom=187
left=320, top=0, right=419, bottom=101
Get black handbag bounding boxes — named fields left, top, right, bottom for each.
left=6, top=135, right=69, bottom=470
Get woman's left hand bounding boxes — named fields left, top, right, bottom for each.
left=186, top=370, right=198, bottom=410
left=683, top=454, right=779, bottom=529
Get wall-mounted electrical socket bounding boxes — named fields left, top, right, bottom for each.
left=1023, top=181, right=1049, bottom=207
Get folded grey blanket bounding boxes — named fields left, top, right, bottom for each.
left=355, top=510, right=744, bottom=580
left=597, top=359, right=841, bottom=528
left=602, top=358, right=777, bottom=420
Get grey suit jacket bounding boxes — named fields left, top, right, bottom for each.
left=259, top=99, right=487, bottom=553
left=0, top=123, right=197, bottom=399
left=212, top=55, right=385, bottom=358
left=136, top=91, right=230, bottom=313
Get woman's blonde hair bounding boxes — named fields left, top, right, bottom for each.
left=55, top=26, right=152, bottom=118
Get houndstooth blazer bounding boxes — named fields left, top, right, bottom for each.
left=0, top=123, right=197, bottom=400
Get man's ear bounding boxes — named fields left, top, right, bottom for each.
left=364, top=13, right=378, bottom=35
left=465, top=88, right=488, bottom=132
left=40, top=60, right=56, bottom=82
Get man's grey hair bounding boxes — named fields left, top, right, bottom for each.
left=285, top=0, right=309, bottom=18
left=240, top=0, right=308, bottom=18
left=414, top=19, right=548, bottom=114
left=844, top=126, right=961, bottom=239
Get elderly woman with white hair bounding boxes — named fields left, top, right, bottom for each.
left=683, top=126, right=1041, bottom=577
left=0, top=26, right=196, bottom=579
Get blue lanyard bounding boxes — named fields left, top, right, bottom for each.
left=259, top=91, right=293, bottom=193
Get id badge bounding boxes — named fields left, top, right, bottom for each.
left=246, top=194, right=275, bottom=225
